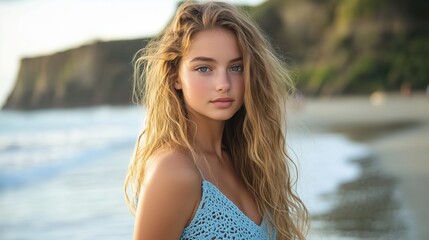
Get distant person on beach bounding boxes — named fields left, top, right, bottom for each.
left=124, top=1, right=308, bottom=239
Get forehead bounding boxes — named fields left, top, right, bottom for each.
left=183, top=27, right=241, bottom=61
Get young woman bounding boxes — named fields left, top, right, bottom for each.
left=125, top=1, right=309, bottom=239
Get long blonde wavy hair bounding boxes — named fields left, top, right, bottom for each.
left=125, top=1, right=309, bottom=239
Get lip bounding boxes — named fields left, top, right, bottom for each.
left=210, top=97, right=234, bottom=108
left=210, top=97, right=234, bottom=103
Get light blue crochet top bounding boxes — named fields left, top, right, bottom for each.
left=180, top=180, right=276, bottom=240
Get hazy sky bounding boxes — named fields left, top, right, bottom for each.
left=0, top=0, right=265, bottom=108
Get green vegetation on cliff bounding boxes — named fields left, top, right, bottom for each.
left=246, top=0, right=428, bottom=95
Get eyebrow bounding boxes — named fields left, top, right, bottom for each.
left=190, top=56, right=242, bottom=63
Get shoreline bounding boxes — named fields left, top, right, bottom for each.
left=312, top=150, right=409, bottom=239
left=288, top=93, right=429, bottom=239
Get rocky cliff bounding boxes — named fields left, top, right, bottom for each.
left=3, top=39, right=148, bottom=110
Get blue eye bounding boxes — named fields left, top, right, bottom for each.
left=230, top=65, right=243, bottom=72
left=196, top=67, right=210, bottom=73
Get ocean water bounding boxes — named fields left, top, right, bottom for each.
left=0, top=106, right=370, bottom=239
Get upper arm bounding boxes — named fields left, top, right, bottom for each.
left=133, top=150, right=200, bottom=240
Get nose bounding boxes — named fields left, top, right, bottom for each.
left=216, top=71, right=230, bottom=93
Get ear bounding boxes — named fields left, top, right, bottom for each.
left=174, top=80, right=182, bottom=90
left=175, top=67, right=183, bottom=90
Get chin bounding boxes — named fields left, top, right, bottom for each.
left=208, top=112, right=238, bottom=121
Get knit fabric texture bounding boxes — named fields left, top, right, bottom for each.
left=180, top=180, right=276, bottom=240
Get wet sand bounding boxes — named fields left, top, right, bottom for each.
left=288, top=93, right=429, bottom=239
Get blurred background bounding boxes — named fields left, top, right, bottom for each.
left=0, top=0, right=428, bottom=239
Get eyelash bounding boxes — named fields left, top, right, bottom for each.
left=230, top=65, right=243, bottom=72
left=195, top=65, right=243, bottom=73
left=196, top=66, right=210, bottom=73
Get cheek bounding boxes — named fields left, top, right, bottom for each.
left=181, top=74, right=210, bottom=100
left=233, top=76, right=245, bottom=98
left=188, top=79, right=209, bottom=92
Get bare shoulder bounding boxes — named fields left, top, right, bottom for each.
left=144, top=148, right=201, bottom=190
left=134, top=148, right=201, bottom=239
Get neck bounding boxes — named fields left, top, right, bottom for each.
left=189, top=113, right=225, bottom=159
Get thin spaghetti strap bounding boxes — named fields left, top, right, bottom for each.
left=195, top=163, right=205, bottom=181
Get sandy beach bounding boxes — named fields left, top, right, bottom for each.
left=288, top=93, right=429, bottom=239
